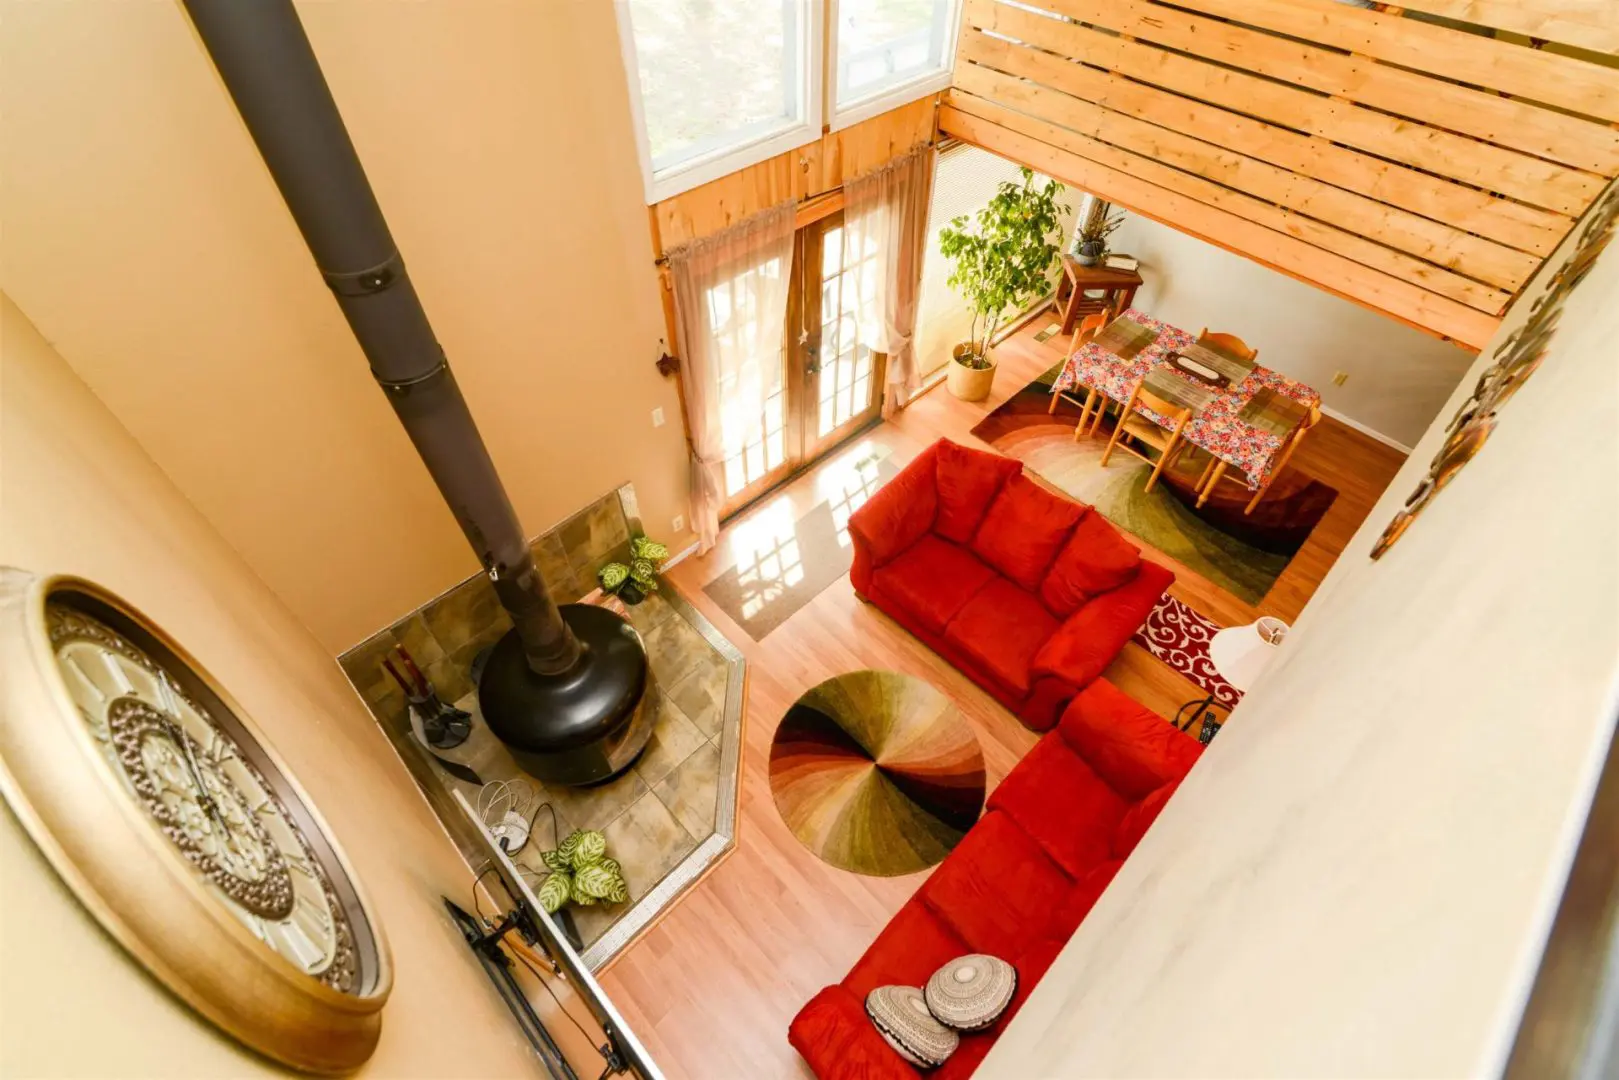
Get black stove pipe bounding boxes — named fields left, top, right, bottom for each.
left=182, top=0, right=580, bottom=676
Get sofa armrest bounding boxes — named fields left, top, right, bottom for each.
left=847, top=445, right=941, bottom=581
left=1058, top=679, right=1203, bottom=798
left=1030, top=559, right=1173, bottom=691
left=789, top=985, right=919, bottom=1080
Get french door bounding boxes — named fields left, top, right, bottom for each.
left=719, top=209, right=886, bottom=517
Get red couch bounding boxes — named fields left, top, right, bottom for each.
left=789, top=680, right=1203, bottom=1079
left=849, top=438, right=1173, bottom=731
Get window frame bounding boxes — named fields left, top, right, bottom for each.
left=825, top=0, right=963, bottom=132
left=614, top=0, right=825, bottom=205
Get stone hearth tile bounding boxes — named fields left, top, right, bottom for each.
left=667, top=660, right=728, bottom=739
left=623, top=591, right=678, bottom=636
left=390, top=612, right=445, bottom=669
left=341, top=628, right=400, bottom=706
left=652, top=739, right=720, bottom=841
left=425, top=651, right=476, bottom=705
left=559, top=495, right=631, bottom=576
left=544, top=766, right=649, bottom=833
left=532, top=530, right=586, bottom=605
left=632, top=692, right=707, bottom=789
left=601, top=789, right=697, bottom=903
left=423, top=574, right=506, bottom=656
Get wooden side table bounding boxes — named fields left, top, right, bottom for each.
left=1054, top=257, right=1144, bottom=336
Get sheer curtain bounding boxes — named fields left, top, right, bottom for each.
left=842, top=146, right=934, bottom=416
left=667, top=201, right=796, bottom=551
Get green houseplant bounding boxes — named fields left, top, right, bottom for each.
left=938, top=168, right=1068, bottom=401
left=536, top=828, right=629, bottom=913
left=597, top=534, right=670, bottom=606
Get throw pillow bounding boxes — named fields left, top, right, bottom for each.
left=1112, top=781, right=1179, bottom=856
left=1039, top=510, right=1143, bottom=617
left=933, top=440, right=1022, bottom=543
left=924, top=954, right=1018, bottom=1032
left=970, top=474, right=1085, bottom=592
left=865, top=985, right=959, bottom=1068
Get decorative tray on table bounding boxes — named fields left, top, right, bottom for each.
left=1168, top=350, right=1231, bottom=388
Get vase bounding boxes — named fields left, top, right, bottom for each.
left=946, top=342, right=997, bottom=402
left=618, top=581, right=646, bottom=606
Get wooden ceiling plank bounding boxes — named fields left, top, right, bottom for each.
left=949, top=88, right=1512, bottom=312
left=940, top=103, right=1502, bottom=346
left=952, top=64, right=1536, bottom=291
left=958, top=29, right=1571, bottom=255
left=1375, top=0, right=1619, bottom=56
left=1175, top=0, right=1619, bottom=122
left=979, top=0, right=1619, bottom=173
left=966, top=0, right=1603, bottom=213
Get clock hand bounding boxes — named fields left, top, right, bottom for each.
left=162, top=715, right=232, bottom=840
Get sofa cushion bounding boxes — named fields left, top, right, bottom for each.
left=987, top=735, right=1129, bottom=879
left=919, top=812, right=1070, bottom=960
left=848, top=445, right=940, bottom=566
left=970, top=474, right=1085, bottom=592
left=1039, top=510, right=1143, bottom=617
left=790, top=986, right=920, bottom=1080
left=1113, top=781, right=1178, bottom=857
left=871, top=535, right=997, bottom=635
left=845, top=900, right=972, bottom=1000
left=1043, top=859, right=1125, bottom=941
left=1058, top=680, right=1202, bottom=799
left=943, top=579, right=1060, bottom=697
left=933, top=441, right=1022, bottom=543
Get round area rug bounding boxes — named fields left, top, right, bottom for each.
left=769, top=670, right=985, bottom=876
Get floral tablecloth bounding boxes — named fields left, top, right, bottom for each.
left=1054, top=309, right=1321, bottom=489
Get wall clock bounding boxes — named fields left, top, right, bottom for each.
left=0, top=570, right=391, bottom=1073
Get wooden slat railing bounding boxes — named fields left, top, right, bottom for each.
left=944, top=0, right=1619, bottom=348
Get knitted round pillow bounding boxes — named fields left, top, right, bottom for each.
left=865, top=985, right=959, bottom=1068
left=924, top=954, right=1018, bottom=1031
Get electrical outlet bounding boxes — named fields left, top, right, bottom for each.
left=1332, top=371, right=1349, bottom=386
left=671, top=514, right=685, bottom=533
left=651, top=406, right=666, bottom=427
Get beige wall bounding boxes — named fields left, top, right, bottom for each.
left=0, top=0, right=688, bottom=654
left=1112, top=213, right=1479, bottom=449
left=986, top=189, right=1619, bottom=1076
left=0, top=292, right=551, bottom=1075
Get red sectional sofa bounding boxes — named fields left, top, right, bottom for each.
left=789, top=680, right=1203, bottom=1079
left=848, top=438, right=1173, bottom=731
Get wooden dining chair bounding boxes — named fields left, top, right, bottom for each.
left=1197, top=328, right=1258, bottom=363
left=1046, top=309, right=1113, bottom=439
left=1195, top=403, right=1322, bottom=513
left=1099, top=377, right=1194, bottom=494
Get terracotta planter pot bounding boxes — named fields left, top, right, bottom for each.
left=947, top=343, right=997, bottom=402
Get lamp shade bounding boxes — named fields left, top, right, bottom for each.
left=1207, top=617, right=1289, bottom=693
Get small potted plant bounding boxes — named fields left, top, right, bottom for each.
left=937, top=168, right=1068, bottom=402
left=597, top=534, right=669, bottom=606
left=1072, top=199, right=1124, bottom=267
left=536, top=828, right=629, bottom=913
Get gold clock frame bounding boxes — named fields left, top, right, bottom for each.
left=0, top=570, right=393, bottom=1074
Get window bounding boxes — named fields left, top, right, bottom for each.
left=618, top=0, right=820, bottom=203
left=617, top=0, right=960, bottom=202
left=831, top=0, right=958, bottom=127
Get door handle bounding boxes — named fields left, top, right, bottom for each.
left=800, top=331, right=821, bottom=375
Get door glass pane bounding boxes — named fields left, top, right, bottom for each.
left=835, top=0, right=953, bottom=107
left=818, top=222, right=879, bottom=439
left=626, top=0, right=801, bottom=172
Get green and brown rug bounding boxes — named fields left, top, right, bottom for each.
left=769, top=670, right=985, bottom=877
left=971, top=363, right=1337, bottom=605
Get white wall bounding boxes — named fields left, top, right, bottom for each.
left=1113, top=214, right=1479, bottom=448
left=985, top=185, right=1619, bottom=1078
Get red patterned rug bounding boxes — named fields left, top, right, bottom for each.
left=1131, top=597, right=1241, bottom=708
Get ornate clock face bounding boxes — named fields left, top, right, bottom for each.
left=47, top=602, right=365, bottom=992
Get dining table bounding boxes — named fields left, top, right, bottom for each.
left=1054, top=308, right=1322, bottom=491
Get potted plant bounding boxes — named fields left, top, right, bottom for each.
left=1072, top=198, right=1124, bottom=267
left=536, top=828, right=629, bottom=912
left=938, top=167, right=1068, bottom=402
left=597, top=534, right=669, bottom=606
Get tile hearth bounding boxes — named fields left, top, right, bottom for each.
left=338, top=486, right=744, bottom=969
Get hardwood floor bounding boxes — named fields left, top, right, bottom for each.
left=596, top=317, right=1408, bottom=1078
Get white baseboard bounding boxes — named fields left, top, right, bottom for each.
left=662, top=540, right=700, bottom=570
left=1320, top=405, right=1412, bottom=455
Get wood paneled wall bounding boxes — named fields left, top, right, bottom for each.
left=649, top=96, right=939, bottom=254
left=943, top=0, right=1619, bottom=348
